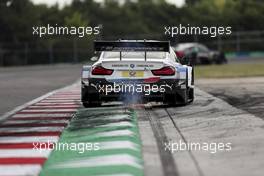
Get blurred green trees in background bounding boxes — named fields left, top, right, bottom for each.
left=0, top=0, right=264, bottom=65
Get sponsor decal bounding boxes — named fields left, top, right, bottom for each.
left=176, top=67, right=186, bottom=72
left=130, top=64, right=135, bottom=68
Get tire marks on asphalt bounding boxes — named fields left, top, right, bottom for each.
left=137, top=103, right=204, bottom=176
left=165, top=108, right=204, bottom=176
left=144, top=106, right=179, bottom=176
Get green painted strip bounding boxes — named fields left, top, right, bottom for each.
left=226, top=51, right=264, bottom=58
left=39, top=107, right=144, bottom=176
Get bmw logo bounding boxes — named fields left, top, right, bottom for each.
left=130, top=64, right=135, bottom=68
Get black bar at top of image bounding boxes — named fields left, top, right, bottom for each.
left=94, top=41, right=170, bottom=52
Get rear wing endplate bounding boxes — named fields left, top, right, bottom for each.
left=94, top=41, right=170, bottom=52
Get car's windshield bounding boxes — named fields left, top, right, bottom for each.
left=174, top=44, right=193, bottom=51
left=102, top=51, right=166, bottom=59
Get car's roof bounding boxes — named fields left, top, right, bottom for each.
left=174, top=43, right=199, bottom=50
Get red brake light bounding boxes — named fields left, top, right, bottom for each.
left=92, top=66, right=113, bottom=75
left=152, top=66, right=175, bottom=76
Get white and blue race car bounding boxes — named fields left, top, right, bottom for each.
left=81, top=40, right=194, bottom=107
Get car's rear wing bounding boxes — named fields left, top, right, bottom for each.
left=94, top=40, right=170, bottom=60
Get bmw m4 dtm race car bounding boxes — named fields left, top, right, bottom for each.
left=81, top=40, right=194, bottom=107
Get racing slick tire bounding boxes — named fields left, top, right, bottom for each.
left=82, top=101, right=101, bottom=108
left=166, top=90, right=188, bottom=107
left=82, top=87, right=101, bottom=107
left=189, top=88, right=194, bottom=103
left=188, top=68, right=194, bottom=103
left=166, top=68, right=193, bottom=106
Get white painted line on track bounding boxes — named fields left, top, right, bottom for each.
left=27, top=106, right=79, bottom=109
left=99, top=121, right=135, bottom=128
left=0, top=136, right=59, bottom=143
left=96, top=129, right=136, bottom=138
left=0, top=149, right=51, bottom=157
left=0, top=127, right=65, bottom=133
left=20, top=109, right=77, bottom=113
left=40, top=100, right=79, bottom=103
left=35, top=102, right=80, bottom=105
left=45, top=98, right=80, bottom=100
left=12, top=113, right=73, bottom=118
left=51, top=154, right=143, bottom=169
left=3, top=120, right=69, bottom=124
left=99, top=141, right=140, bottom=151
left=0, top=165, right=42, bottom=175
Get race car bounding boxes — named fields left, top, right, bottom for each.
left=173, top=43, right=227, bottom=65
left=81, top=40, right=194, bottom=107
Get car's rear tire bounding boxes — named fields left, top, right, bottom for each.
left=188, top=88, right=194, bottom=103
left=82, top=87, right=102, bottom=108
left=180, top=90, right=188, bottom=106
left=83, top=101, right=101, bottom=108
left=82, top=93, right=101, bottom=108
left=166, top=94, right=177, bottom=107
left=166, top=89, right=188, bottom=107
left=83, top=102, right=91, bottom=108
left=166, top=69, right=190, bottom=107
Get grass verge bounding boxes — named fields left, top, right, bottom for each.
left=195, top=63, right=264, bottom=78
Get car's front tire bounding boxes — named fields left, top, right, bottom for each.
left=188, top=68, right=194, bottom=103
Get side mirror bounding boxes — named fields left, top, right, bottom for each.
left=90, top=56, right=98, bottom=62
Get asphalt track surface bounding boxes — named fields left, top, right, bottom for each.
left=137, top=87, right=264, bottom=176
left=197, top=77, right=264, bottom=119
left=1, top=65, right=264, bottom=176
left=0, top=64, right=82, bottom=117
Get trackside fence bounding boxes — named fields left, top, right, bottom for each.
left=1, top=30, right=264, bottom=66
